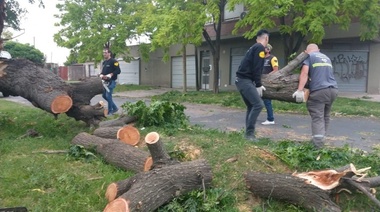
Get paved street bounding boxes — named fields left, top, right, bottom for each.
left=3, top=90, right=380, bottom=152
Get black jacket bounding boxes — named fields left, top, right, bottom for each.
left=101, top=58, right=121, bottom=80
left=236, top=43, right=265, bottom=87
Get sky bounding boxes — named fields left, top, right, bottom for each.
left=9, top=0, right=69, bottom=66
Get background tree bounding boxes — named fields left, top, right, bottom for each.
left=4, top=41, right=45, bottom=64
left=138, top=0, right=207, bottom=93
left=54, top=0, right=146, bottom=64
left=202, top=0, right=227, bottom=94
left=229, top=0, right=380, bottom=63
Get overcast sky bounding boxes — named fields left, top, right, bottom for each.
left=9, top=0, right=69, bottom=65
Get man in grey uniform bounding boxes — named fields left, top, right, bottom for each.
left=292, top=44, right=338, bottom=149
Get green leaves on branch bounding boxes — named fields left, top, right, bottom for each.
left=121, top=100, right=189, bottom=131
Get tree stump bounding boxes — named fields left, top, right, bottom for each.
left=93, top=125, right=140, bottom=146
left=71, top=132, right=152, bottom=173
left=104, top=159, right=212, bottom=212
left=145, top=132, right=179, bottom=169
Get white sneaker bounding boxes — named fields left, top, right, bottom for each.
left=261, top=120, right=275, bottom=125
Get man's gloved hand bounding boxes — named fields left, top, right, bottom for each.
left=256, top=86, right=266, bottom=97
left=106, top=74, right=112, bottom=78
left=99, top=74, right=104, bottom=78
left=292, top=90, right=305, bottom=103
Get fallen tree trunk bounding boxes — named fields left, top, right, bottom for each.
left=261, top=52, right=309, bottom=102
left=104, top=159, right=212, bottom=212
left=0, top=59, right=72, bottom=113
left=245, top=171, right=341, bottom=212
left=71, top=132, right=152, bottom=172
left=0, top=58, right=107, bottom=126
left=104, top=131, right=213, bottom=211
left=246, top=164, right=380, bottom=211
left=93, top=125, right=141, bottom=146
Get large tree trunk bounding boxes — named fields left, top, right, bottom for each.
left=0, top=58, right=107, bottom=126
left=261, top=52, right=309, bottom=102
left=104, top=159, right=212, bottom=212
left=245, top=171, right=341, bottom=212
left=0, top=59, right=72, bottom=113
left=245, top=164, right=380, bottom=211
left=93, top=125, right=141, bottom=146
left=103, top=131, right=213, bottom=211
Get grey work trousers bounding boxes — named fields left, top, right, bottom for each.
left=306, top=87, right=338, bottom=144
left=235, top=77, right=264, bottom=137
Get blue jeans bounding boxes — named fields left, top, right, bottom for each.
left=262, top=98, right=274, bottom=121
left=102, top=80, right=118, bottom=114
left=235, top=77, right=264, bottom=137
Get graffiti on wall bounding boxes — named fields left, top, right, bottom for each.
left=325, top=51, right=368, bottom=83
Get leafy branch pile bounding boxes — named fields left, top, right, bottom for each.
left=121, top=100, right=189, bottom=133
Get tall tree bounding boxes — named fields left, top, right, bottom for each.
left=4, top=41, right=45, bottom=64
left=202, top=0, right=227, bottom=94
left=138, top=0, right=207, bottom=92
left=53, top=0, right=146, bottom=64
left=229, top=0, right=380, bottom=63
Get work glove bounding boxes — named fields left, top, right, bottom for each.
left=99, top=74, right=104, bottom=78
left=292, top=90, right=305, bottom=103
left=256, top=86, right=266, bottom=97
left=106, top=74, right=112, bottom=78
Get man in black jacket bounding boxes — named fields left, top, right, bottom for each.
left=235, top=29, right=269, bottom=141
left=100, top=48, right=121, bottom=115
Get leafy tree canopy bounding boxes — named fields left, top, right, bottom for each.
left=229, top=0, right=380, bottom=58
left=4, top=41, right=45, bottom=64
left=53, top=0, right=147, bottom=64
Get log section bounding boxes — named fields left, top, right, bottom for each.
left=104, top=159, right=212, bottom=212
left=71, top=132, right=152, bottom=173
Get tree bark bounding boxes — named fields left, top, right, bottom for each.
left=244, top=171, right=341, bottom=212
left=99, top=115, right=137, bottom=128
left=145, top=132, right=179, bottom=169
left=0, top=58, right=108, bottom=126
left=93, top=125, right=141, bottom=146
left=261, top=52, right=309, bottom=102
left=71, top=132, right=152, bottom=173
left=0, top=59, right=72, bottom=113
left=104, top=159, right=212, bottom=212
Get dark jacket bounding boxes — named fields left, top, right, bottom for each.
left=101, top=58, right=121, bottom=80
left=236, top=43, right=266, bottom=87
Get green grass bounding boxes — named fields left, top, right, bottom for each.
left=1, top=90, right=380, bottom=211
left=114, top=84, right=158, bottom=93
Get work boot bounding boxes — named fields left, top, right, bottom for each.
left=244, top=134, right=258, bottom=142
left=311, top=137, right=324, bottom=149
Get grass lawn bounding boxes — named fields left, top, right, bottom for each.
left=1, top=87, right=380, bottom=211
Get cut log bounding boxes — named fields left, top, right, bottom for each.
left=261, top=52, right=309, bottom=102
left=0, top=58, right=107, bottom=125
left=99, top=115, right=138, bottom=128
left=104, top=159, right=212, bottom=212
left=93, top=125, right=140, bottom=146
left=0, top=60, right=73, bottom=113
left=71, top=132, right=152, bottom=173
left=145, top=132, right=179, bottom=169
left=244, top=171, right=341, bottom=212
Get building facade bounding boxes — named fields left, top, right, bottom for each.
left=125, top=7, right=380, bottom=94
